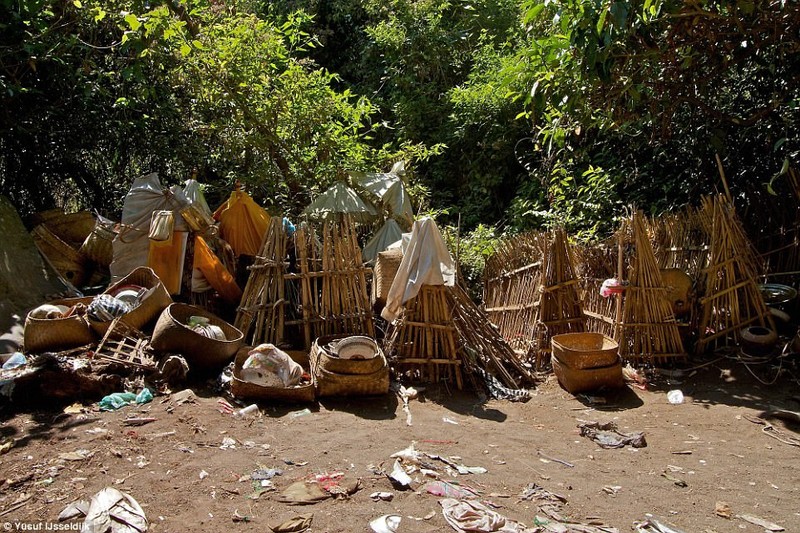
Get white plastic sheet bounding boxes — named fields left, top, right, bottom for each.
left=381, top=217, right=455, bottom=322
left=362, top=219, right=404, bottom=263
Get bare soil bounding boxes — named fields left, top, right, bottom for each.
left=0, top=360, right=798, bottom=533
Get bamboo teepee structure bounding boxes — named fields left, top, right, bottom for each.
left=532, top=228, right=586, bottom=369
left=696, top=195, right=774, bottom=353
left=616, top=213, right=685, bottom=363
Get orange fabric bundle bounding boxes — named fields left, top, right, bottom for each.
left=213, top=190, right=270, bottom=257
left=148, top=231, right=187, bottom=295
left=193, top=235, right=243, bottom=304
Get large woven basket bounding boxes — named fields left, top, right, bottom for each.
left=23, top=297, right=96, bottom=353
left=312, top=334, right=386, bottom=375
left=231, top=346, right=315, bottom=402
left=80, top=216, right=117, bottom=267
left=31, top=224, right=92, bottom=286
left=88, top=267, right=172, bottom=335
left=551, top=332, right=619, bottom=370
left=151, top=303, right=243, bottom=369
left=373, top=248, right=403, bottom=307
left=311, top=342, right=389, bottom=397
left=552, top=357, right=624, bottom=394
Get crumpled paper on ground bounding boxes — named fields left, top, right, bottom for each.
left=80, top=487, right=147, bottom=533
left=269, top=513, right=313, bottom=532
left=578, top=421, right=647, bottom=449
left=440, top=498, right=536, bottom=533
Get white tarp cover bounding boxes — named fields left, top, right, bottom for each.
left=352, top=161, right=413, bottom=223
left=183, top=179, right=212, bottom=217
left=110, top=173, right=189, bottom=280
left=303, top=181, right=379, bottom=222
left=362, top=218, right=404, bottom=263
left=381, top=217, right=455, bottom=322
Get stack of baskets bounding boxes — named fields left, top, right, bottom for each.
left=231, top=346, right=316, bottom=402
left=550, top=332, right=624, bottom=393
left=23, top=297, right=96, bottom=353
left=310, top=334, right=389, bottom=397
left=87, top=266, right=172, bottom=335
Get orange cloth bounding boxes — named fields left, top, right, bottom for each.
left=213, top=190, right=270, bottom=257
left=148, top=231, right=187, bottom=295
left=193, top=236, right=243, bottom=304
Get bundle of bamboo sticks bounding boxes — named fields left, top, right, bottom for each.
left=617, top=213, right=685, bottom=363
left=573, top=239, right=620, bottom=338
left=696, top=195, right=774, bottom=352
left=235, top=217, right=286, bottom=346
left=532, top=228, right=586, bottom=369
left=649, top=206, right=710, bottom=279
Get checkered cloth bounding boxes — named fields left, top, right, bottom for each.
left=87, top=294, right=131, bottom=322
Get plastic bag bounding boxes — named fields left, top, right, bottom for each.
left=241, top=344, right=303, bottom=388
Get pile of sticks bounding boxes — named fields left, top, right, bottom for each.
left=483, top=231, right=543, bottom=354
left=235, top=217, right=286, bottom=346
left=532, top=228, right=586, bottom=370
left=617, top=213, right=685, bottom=363
left=649, top=206, right=709, bottom=280
left=696, top=195, right=774, bottom=352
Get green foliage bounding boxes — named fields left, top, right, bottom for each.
left=442, top=222, right=502, bottom=300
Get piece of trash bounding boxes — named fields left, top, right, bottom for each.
left=442, top=417, right=459, bottom=425
left=234, top=403, right=260, bottom=418
left=252, top=468, right=283, bottom=480
left=58, top=449, right=94, bottom=461
left=406, top=511, right=436, bottom=521
left=578, top=394, right=607, bottom=405
left=578, top=421, right=647, bottom=449
left=369, top=514, right=401, bottom=533
left=667, top=390, right=684, bottom=404
left=283, top=459, right=309, bottom=466
left=714, top=501, right=731, bottom=518
left=370, top=491, right=394, bottom=502
left=270, top=513, right=313, bottom=532
left=635, top=515, right=687, bottom=533
left=670, top=450, right=692, bottom=455
left=390, top=442, right=424, bottom=465
left=63, top=403, right=87, bottom=414
left=441, top=498, right=533, bottom=533
left=602, top=485, right=622, bottom=495
left=199, top=470, right=209, bottom=480
left=736, top=514, right=784, bottom=531
left=81, top=487, right=147, bottom=533
left=220, top=437, right=237, bottom=449
left=519, top=483, right=567, bottom=504
left=536, top=450, right=575, bottom=467
left=661, top=472, right=687, bottom=487
left=58, top=500, right=90, bottom=521
left=171, top=389, right=197, bottom=404
left=388, top=459, right=413, bottom=489
left=0, top=436, right=15, bottom=455
left=232, top=510, right=250, bottom=522
left=289, top=408, right=312, bottom=419
left=122, top=417, right=156, bottom=427
left=424, top=480, right=479, bottom=499
left=217, top=398, right=235, bottom=414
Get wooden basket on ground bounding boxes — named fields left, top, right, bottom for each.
left=88, top=267, right=172, bottom=335
left=23, top=297, right=96, bottom=353
left=231, top=346, right=316, bottom=402
left=551, top=332, right=619, bottom=370
left=551, top=357, right=624, bottom=394
left=313, top=334, right=387, bottom=375
left=310, top=337, right=389, bottom=397
left=151, top=303, right=243, bottom=369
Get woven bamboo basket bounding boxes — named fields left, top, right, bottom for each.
left=88, top=267, right=172, bottom=335
left=80, top=217, right=117, bottom=267
left=23, top=297, right=96, bottom=353
left=31, top=224, right=91, bottom=285
left=312, top=334, right=386, bottom=375
left=552, top=357, right=624, bottom=394
left=151, top=303, right=243, bottom=369
left=373, top=248, right=403, bottom=306
left=231, top=346, right=316, bottom=402
left=551, top=332, right=619, bottom=370
left=311, top=341, right=389, bottom=397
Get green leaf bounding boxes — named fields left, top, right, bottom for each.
left=180, top=42, right=192, bottom=57
left=94, top=8, right=106, bottom=22
left=192, top=40, right=204, bottom=50
left=73, top=0, right=82, bottom=8
left=124, top=14, right=141, bottom=32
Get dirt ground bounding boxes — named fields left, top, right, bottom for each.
left=0, top=357, right=798, bottom=533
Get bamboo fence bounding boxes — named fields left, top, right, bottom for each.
left=483, top=231, right=543, bottom=355
left=531, top=228, right=586, bottom=370
left=696, top=195, right=774, bottom=352
left=573, top=241, right=618, bottom=338
left=649, top=206, right=710, bottom=280
left=617, top=213, right=686, bottom=363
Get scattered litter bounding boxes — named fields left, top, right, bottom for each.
left=443, top=417, right=459, bottom=425
left=283, top=459, right=309, bottom=466
left=370, top=491, right=394, bottom=502
left=395, top=383, right=419, bottom=426
left=269, top=513, right=313, bottom=533
left=578, top=394, right=607, bottom=405
left=602, top=485, right=622, bottom=495
left=667, top=390, right=684, bottom=405
left=58, top=449, right=94, bottom=461
left=660, top=472, right=687, bottom=487
left=424, top=480, right=479, bottom=499
left=122, top=417, right=156, bottom=426
left=171, top=389, right=197, bottom=404
left=670, top=450, right=692, bottom=455
left=744, top=414, right=800, bottom=447
left=440, top=498, right=535, bottom=532
left=714, top=501, right=731, bottom=518
left=217, top=398, right=235, bottom=414
left=289, top=408, right=312, bottom=419
left=578, top=421, right=647, bottom=449
left=536, top=450, right=574, bottom=467
left=369, top=514, right=401, bottom=533
left=232, top=510, right=249, bottom=523
left=622, top=364, right=648, bottom=389
left=252, top=468, right=283, bottom=480
left=220, top=437, right=237, bottom=449
left=736, top=514, right=784, bottom=531
left=0, top=437, right=15, bottom=455
left=406, top=511, right=436, bottom=521
left=536, top=507, right=618, bottom=532
left=635, top=515, right=686, bottom=533
left=64, top=403, right=88, bottom=414
left=80, top=487, right=147, bottom=533
left=234, top=403, right=260, bottom=418
left=199, top=470, right=209, bottom=480
left=98, top=389, right=153, bottom=411
left=58, top=500, right=90, bottom=521
left=389, top=459, right=413, bottom=488
left=277, top=481, right=333, bottom=505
